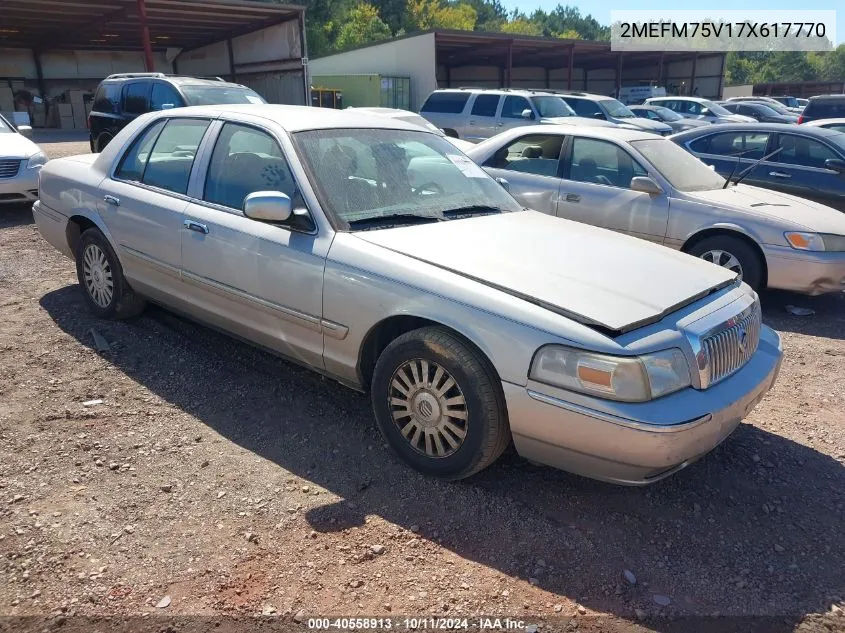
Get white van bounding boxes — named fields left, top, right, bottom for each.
left=618, top=85, right=667, bottom=105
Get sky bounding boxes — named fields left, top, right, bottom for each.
left=497, top=0, right=844, bottom=45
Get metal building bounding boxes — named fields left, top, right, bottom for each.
left=309, top=31, right=726, bottom=112
left=0, top=0, right=309, bottom=109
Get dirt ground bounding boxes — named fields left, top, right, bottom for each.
left=0, top=138, right=844, bottom=633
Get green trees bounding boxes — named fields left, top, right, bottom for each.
left=335, top=3, right=392, bottom=51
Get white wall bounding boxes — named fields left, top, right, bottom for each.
left=309, top=33, right=437, bottom=111
left=723, top=84, right=754, bottom=98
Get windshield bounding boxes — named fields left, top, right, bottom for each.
left=631, top=138, right=726, bottom=192
left=181, top=85, right=266, bottom=106
left=760, top=102, right=792, bottom=115
left=654, top=106, right=683, bottom=121
left=601, top=99, right=636, bottom=118
left=701, top=100, right=732, bottom=116
left=293, top=128, right=523, bottom=229
left=531, top=96, right=575, bottom=118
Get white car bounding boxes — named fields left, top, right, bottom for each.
left=644, top=97, right=756, bottom=124
left=0, top=114, right=46, bottom=204
left=805, top=118, right=845, bottom=134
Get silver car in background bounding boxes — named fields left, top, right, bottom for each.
left=644, top=96, right=756, bottom=124
left=0, top=114, right=46, bottom=205
left=629, top=105, right=711, bottom=133
left=467, top=125, right=845, bottom=295
left=33, top=105, right=782, bottom=485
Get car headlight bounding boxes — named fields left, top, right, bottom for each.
left=784, top=232, right=845, bottom=252
left=26, top=152, right=47, bottom=169
left=529, top=345, right=691, bottom=402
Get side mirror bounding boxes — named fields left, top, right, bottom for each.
left=521, top=109, right=534, bottom=120
left=593, top=112, right=606, bottom=120
left=161, top=103, right=176, bottom=110
left=630, top=176, right=663, bottom=196
left=825, top=158, right=845, bottom=175
left=495, top=177, right=510, bottom=191
left=17, top=125, right=33, bottom=138
left=243, top=191, right=292, bottom=222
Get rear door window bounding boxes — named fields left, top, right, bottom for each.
left=93, top=83, right=121, bottom=114
left=141, top=118, right=211, bottom=194
left=483, top=133, right=564, bottom=177
left=689, top=132, right=770, bottom=159
left=470, top=94, right=500, bottom=117
left=122, top=82, right=150, bottom=115
left=420, top=92, right=470, bottom=114
left=115, top=120, right=166, bottom=181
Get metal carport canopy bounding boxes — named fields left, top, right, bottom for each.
left=0, top=0, right=304, bottom=61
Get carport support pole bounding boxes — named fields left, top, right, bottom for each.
left=506, top=40, right=513, bottom=88
left=567, top=44, right=574, bottom=90
left=136, top=0, right=155, bottom=72
left=615, top=52, right=622, bottom=98
left=689, top=53, right=698, bottom=97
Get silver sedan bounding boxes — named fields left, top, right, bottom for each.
left=466, top=125, right=845, bottom=295
left=33, top=105, right=781, bottom=484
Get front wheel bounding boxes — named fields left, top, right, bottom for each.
left=371, top=327, right=510, bottom=479
left=75, top=228, right=145, bottom=319
left=689, top=235, right=763, bottom=291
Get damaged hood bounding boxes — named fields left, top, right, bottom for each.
left=355, top=211, right=737, bottom=334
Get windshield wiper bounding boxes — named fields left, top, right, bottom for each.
left=721, top=148, right=759, bottom=189
left=441, top=205, right=504, bottom=219
left=346, top=213, right=443, bottom=231
left=732, top=147, right=783, bottom=187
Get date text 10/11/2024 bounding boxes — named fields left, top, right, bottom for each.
left=307, top=618, right=534, bottom=630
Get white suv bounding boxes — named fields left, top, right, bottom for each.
left=419, top=88, right=616, bottom=143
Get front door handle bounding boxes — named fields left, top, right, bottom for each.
left=184, top=219, right=209, bottom=235
left=103, top=195, right=120, bottom=206
left=769, top=171, right=791, bottom=179
left=565, top=193, right=581, bottom=202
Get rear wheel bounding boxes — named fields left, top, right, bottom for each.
left=371, top=327, right=510, bottom=479
left=689, top=235, right=763, bottom=291
left=75, top=228, right=145, bottom=319
left=96, top=133, right=113, bottom=153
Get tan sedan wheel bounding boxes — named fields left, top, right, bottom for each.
left=372, top=326, right=510, bottom=479
left=75, top=228, right=146, bottom=320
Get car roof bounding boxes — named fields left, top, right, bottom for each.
left=804, top=118, right=845, bottom=126
left=670, top=122, right=845, bottom=139
left=103, top=75, right=245, bottom=89
left=431, top=88, right=560, bottom=97
left=501, top=124, right=656, bottom=143
left=556, top=92, right=616, bottom=101
left=151, top=104, right=436, bottom=133
left=648, top=96, right=710, bottom=102
left=809, top=94, right=845, bottom=100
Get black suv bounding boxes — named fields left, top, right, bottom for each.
left=89, top=73, right=266, bottom=153
left=798, top=94, right=845, bottom=124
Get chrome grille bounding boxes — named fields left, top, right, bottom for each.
left=0, top=159, right=21, bottom=179
left=701, top=301, right=761, bottom=387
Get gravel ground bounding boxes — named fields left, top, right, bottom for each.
left=0, top=140, right=844, bottom=633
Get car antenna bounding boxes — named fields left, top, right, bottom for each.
left=732, top=147, right=784, bottom=187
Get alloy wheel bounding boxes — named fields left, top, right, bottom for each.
left=700, top=249, right=743, bottom=280
left=82, top=244, right=114, bottom=308
left=388, top=358, right=468, bottom=458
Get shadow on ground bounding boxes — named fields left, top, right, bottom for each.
left=40, top=285, right=845, bottom=632
left=0, top=203, right=34, bottom=229
left=761, top=289, right=845, bottom=341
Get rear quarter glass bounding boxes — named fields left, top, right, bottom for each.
left=421, top=92, right=471, bottom=114
left=93, top=83, right=121, bottom=114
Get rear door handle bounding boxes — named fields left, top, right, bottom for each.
left=184, top=219, right=209, bottom=235
left=565, top=193, right=581, bottom=202
left=103, top=195, right=120, bottom=206
left=769, top=171, right=791, bottom=179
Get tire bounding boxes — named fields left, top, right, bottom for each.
left=96, top=133, right=113, bottom=153
left=689, top=235, right=764, bottom=291
left=371, top=326, right=510, bottom=479
left=75, top=228, right=145, bottom=319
